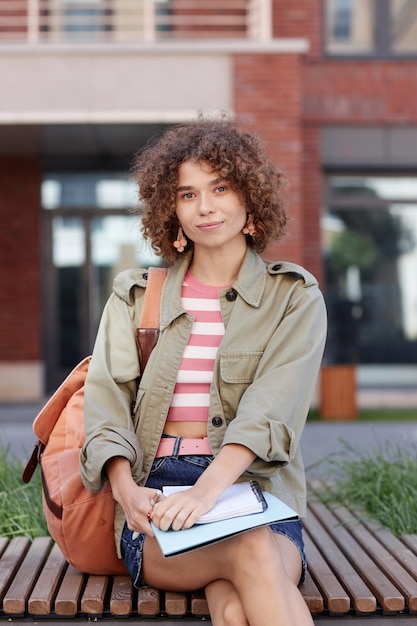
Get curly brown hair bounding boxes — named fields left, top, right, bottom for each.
left=133, top=118, right=288, bottom=265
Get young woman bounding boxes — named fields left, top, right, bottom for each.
left=81, top=118, right=327, bottom=626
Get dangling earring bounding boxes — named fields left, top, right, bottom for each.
left=243, top=214, right=256, bottom=237
left=173, top=226, right=187, bottom=252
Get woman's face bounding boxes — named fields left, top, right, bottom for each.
left=175, top=160, right=248, bottom=255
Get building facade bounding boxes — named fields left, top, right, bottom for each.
left=1, top=0, right=416, bottom=401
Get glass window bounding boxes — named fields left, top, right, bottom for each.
left=48, top=211, right=158, bottom=371
left=91, top=215, right=157, bottom=314
left=325, top=0, right=375, bottom=54
left=61, top=0, right=109, bottom=41
left=52, top=216, right=85, bottom=365
left=391, top=0, right=417, bottom=52
left=325, top=0, right=417, bottom=55
left=42, top=170, right=160, bottom=387
left=323, top=176, right=417, bottom=365
left=41, top=173, right=137, bottom=210
left=52, top=216, right=85, bottom=267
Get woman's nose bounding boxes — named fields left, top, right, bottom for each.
left=199, top=194, right=215, bottom=214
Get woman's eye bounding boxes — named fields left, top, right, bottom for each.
left=182, top=192, right=194, bottom=200
left=215, top=186, right=227, bottom=193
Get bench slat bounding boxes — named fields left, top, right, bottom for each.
left=109, top=574, right=133, bottom=616
left=304, top=505, right=376, bottom=614
left=333, top=506, right=417, bottom=611
left=3, top=537, right=52, bottom=615
left=365, top=524, right=417, bottom=580
left=310, top=501, right=404, bottom=613
left=1, top=518, right=416, bottom=622
left=401, top=534, right=417, bottom=556
left=299, top=572, right=324, bottom=615
left=0, top=537, right=30, bottom=603
left=54, top=565, right=84, bottom=616
left=0, top=538, right=9, bottom=559
left=137, top=586, right=160, bottom=616
left=303, top=529, right=350, bottom=614
left=165, top=590, right=188, bottom=616
left=28, top=543, right=67, bottom=615
left=80, top=575, right=108, bottom=615
left=190, top=589, right=209, bottom=616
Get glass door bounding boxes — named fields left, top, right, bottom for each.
left=322, top=175, right=417, bottom=365
left=42, top=173, right=158, bottom=390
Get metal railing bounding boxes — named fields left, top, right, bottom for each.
left=0, top=0, right=272, bottom=44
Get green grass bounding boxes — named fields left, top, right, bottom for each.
left=308, top=408, right=417, bottom=422
left=1, top=422, right=417, bottom=542
left=0, top=442, right=49, bottom=539
left=317, top=441, right=417, bottom=537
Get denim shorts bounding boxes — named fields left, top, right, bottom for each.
left=120, top=445, right=307, bottom=588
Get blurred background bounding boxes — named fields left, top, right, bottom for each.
left=0, top=0, right=416, bottom=412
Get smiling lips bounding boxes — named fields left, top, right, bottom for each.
left=198, top=221, right=223, bottom=231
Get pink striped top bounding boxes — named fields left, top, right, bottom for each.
left=165, top=271, right=229, bottom=423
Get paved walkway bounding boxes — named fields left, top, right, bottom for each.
left=0, top=401, right=46, bottom=461
left=301, top=419, right=417, bottom=472
left=0, top=399, right=416, bottom=471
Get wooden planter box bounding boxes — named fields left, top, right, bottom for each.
left=319, top=365, right=358, bottom=420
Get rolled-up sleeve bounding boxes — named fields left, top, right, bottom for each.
left=80, top=291, right=145, bottom=492
left=221, top=281, right=327, bottom=473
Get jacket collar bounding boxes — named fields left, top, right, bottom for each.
left=160, top=248, right=267, bottom=330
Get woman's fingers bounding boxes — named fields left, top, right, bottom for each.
left=151, top=490, right=209, bottom=531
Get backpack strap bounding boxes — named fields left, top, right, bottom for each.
left=23, top=267, right=167, bottom=485
left=136, top=266, right=167, bottom=373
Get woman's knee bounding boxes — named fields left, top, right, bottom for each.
left=235, top=527, right=276, bottom=562
left=230, top=527, right=288, bottom=579
left=206, top=580, right=248, bottom=626
left=221, top=597, right=249, bottom=626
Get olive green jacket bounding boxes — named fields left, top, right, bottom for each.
left=80, top=248, right=327, bottom=556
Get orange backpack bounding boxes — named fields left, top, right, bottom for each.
left=22, top=267, right=167, bottom=575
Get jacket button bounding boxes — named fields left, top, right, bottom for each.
left=226, top=289, right=237, bottom=302
left=271, top=264, right=282, bottom=271
left=211, top=416, right=223, bottom=427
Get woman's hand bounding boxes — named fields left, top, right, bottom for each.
left=121, top=484, right=166, bottom=537
left=151, top=484, right=218, bottom=531
left=105, top=443, right=256, bottom=534
left=152, top=443, right=257, bottom=532
left=105, top=457, right=164, bottom=537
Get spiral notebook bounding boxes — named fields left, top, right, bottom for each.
left=151, top=482, right=299, bottom=557
left=162, top=481, right=267, bottom=524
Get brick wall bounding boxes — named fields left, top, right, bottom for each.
left=300, top=123, right=323, bottom=284
left=273, top=0, right=322, bottom=58
left=304, top=60, right=417, bottom=123
left=233, top=51, right=324, bottom=283
left=271, top=0, right=417, bottom=124
left=0, top=157, right=41, bottom=361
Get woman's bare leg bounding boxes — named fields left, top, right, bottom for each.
left=142, top=526, right=313, bottom=626
left=205, top=533, right=309, bottom=626
left=205, top=580, right=249, bottom=626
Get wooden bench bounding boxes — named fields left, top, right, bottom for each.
left=1, top=499, right=417, bottom=624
